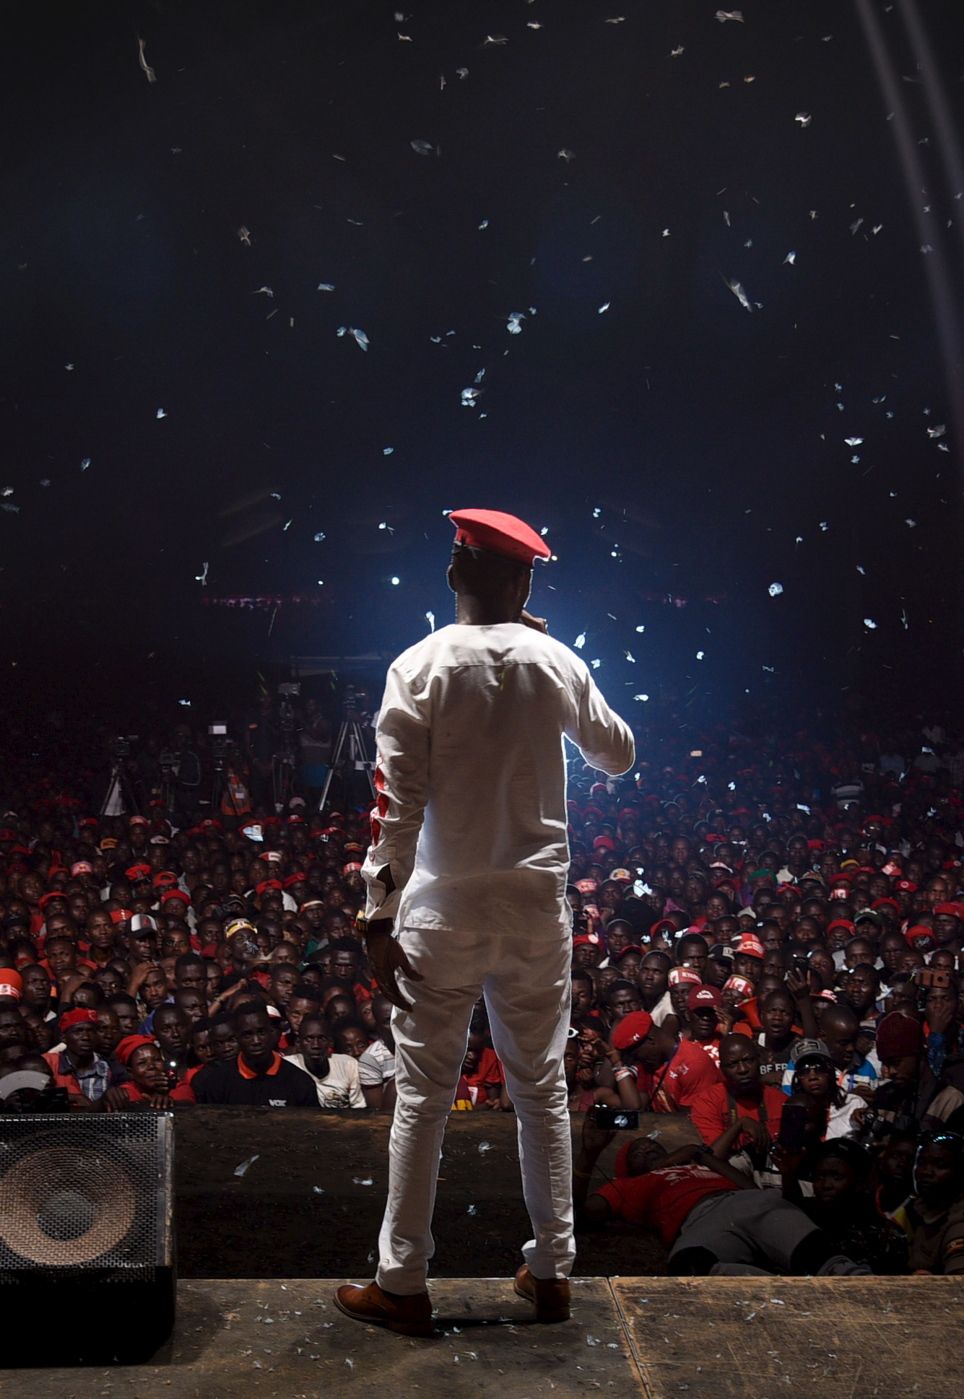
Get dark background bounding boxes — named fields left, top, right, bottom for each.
left=2, top=0, right=962, bottom=728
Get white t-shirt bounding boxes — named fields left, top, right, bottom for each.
left=362, top=623, right=635, bottom=936
left=357, top=1036, right=395, bottom=1087
left=283, top=1052, right=365, bottom=1108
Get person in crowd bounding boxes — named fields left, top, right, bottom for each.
left=284, top=1014, right=365, bottom=1107
left=572, top=1113, right=868, bottom=1276
left=192, top=1002, right=318, bottom=1106
left=899, top=1132, right=964, bottom=1274
left=689, top=1034, right=785, bottom=1168
left=610, top=1009, right=721, bottom=1113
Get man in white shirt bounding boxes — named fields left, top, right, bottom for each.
left=335, top=508, right=635, bottom=1337
left=284, top=1015, right=365, bottom=1108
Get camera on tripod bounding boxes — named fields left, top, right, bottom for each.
left=109, top=736, right=136, bottom=762
left=208, top=723, right=229, bottom=765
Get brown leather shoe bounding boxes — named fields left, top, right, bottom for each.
left=513, top=1265, right=571, bottom=1322
left=333, top=1280, right=434, bottom=1337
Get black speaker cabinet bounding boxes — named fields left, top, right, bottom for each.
left=0, top=1112, right=175, bottom=1364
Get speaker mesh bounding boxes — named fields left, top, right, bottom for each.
left=0, top=1114, right=172, bottom=1277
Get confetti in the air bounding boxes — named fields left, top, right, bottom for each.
left=80, top=457, right=91, bottom=472
left=506, top=311, right=526, bottom=335
left=155, top=408, right=167, bottom=419
left=195, top=562, right=209, bottom=586
left=723, top=278, right=755, bottom=312
left=768, top=582, right=784, bottom=597
left=390, top=576, right=400, bottom=586
left=864, top=618, right=878, bottom=630
left=715, top=10, right=745, bottom=23
left=795, top=112, right=812, bottom=127
left=844, top=436, right=863, bottom=447
left=634, top=693, right=650, bottom=702
left=598, top=301, right=611, bottom=314
left=316, top=282, right=335, bottom=292
left=337, top=326, right=369, bottom=351
left=425, top=611, right=435, bottom=632
left=410, top=139, right=438, bottom=157
left=137, top=36, right=157, bottom=84
left=461, top=387, right=481, bottom=407
left=574, top=632, right=586, bottom=649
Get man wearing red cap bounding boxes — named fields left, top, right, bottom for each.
left=337, top=508, right=634, bottom=1336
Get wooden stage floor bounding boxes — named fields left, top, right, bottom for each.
left=13, top=1275, right=964, bottom=1398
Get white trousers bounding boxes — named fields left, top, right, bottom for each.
left=375, top=925, right=574, bottom=1294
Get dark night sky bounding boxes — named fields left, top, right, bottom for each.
left=2, top=1, right=963, bottom=722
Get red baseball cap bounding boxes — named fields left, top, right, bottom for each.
left=687, top=984, right=723, bottom=1011
left=735, top=933, right=765, bottom=960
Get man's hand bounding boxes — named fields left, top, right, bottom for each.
left=365, top=923, right=423, bottom=1012
left=580, top=1109, right=615, bottom=1158
left=519, top=608, right=548, bottom=634
left=737, top=1117, right=770, bottom=1152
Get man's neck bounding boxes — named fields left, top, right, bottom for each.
left=455, top=597, right=518, bottom=626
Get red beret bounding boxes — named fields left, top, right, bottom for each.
left=115, top=1034, right=157, bottom=1066
left=0, top=968, right=23, bottom=1000
left=449, top=507, right=551, bottom=566
left=610, top=1010, right=654, bottom=1051
left=827, top=919, right=856, bottom=936
left=905, top=925, right=935, bottom=947
left=160, top=888, right=190, bottom=906
left=110, top=907, right=134, bottom=925
left=152, top=871, right=179, bottom=888
left=60, top=1008, right=98, bottom=1032
left=124, top=863, right=153, bottom=881
left=39, top=891, right=68, bottom=911
left=283, top=873, right=307, bottom=888
left=255, top=879, right=283, bottom=897
left=934, top=902, right=963, bottom=919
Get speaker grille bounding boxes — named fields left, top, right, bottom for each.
left=0, top=1113, right=173, bottom=1276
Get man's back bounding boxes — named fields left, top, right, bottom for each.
left=373, top=622, right=634, bottom=934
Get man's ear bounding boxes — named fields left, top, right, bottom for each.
left=446, top=562, right=457, bottom=594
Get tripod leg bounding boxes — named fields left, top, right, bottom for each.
left=318, top=722, right=349, bottom=814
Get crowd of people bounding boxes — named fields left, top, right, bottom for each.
left=1, top=699, right=963, bottom=1277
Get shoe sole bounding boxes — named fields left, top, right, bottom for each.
left=332, top=1290, right=435, bottom=1338
left=512, top=1279, right=571, bottom=1323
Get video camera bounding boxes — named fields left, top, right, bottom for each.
left=108, top=735, right=137, bottom=762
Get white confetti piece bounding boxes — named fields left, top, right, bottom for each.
left=382, top=446, right=394, bottom=455
left=155, top=407, right=167, bottom=419
left=461, top=387, right=481, bottom=407
left=904, top=518, right=917, bottom=528
left=316, top=282, right=336, bottom=292
left=625, top=651, right=635, bottom=662
left=597, top=300, right=611, bottom=314
left=634, top=694, right=650, bottom=702
left=234, top=1154, right=259, bottom=1178
left=635, top=624, right=645, bottom=633
left=410, top=138, right=438, bottom=156
left=253, top=285, right=274, bottom=298
left=591, top=659, right=601, bottom=670
left=844, top=436, right=863, bottom=446
left=313, top=531, right=327, bottom=543
left=574, top=632, right=586, bottom=649
left=696, top=651, right=705, bottom=660
left=484, top=34, right=508, bottom=46
left=863, top=618, right=878, bottom=630
left=390, top=576, right=400, bottom=586
left=795, top=112, right=812, bottom=127
left=784, top=251, right=796, bottom=264
left=724, top=277, right=755, bottom=312
left=336, top=325, right=369, bottom=351
left=768, top=582, right=783, bottom=597
left=506, top=310, right=526, bottom=334
left=195, top=562, right=209, bottom=586
left=352, top=1176, right=374, bottom=1185
left=670, top=45, right=685, bottom=57
left=425, top=611, right=435, bottom=632
left=927, top=423, right=946, bottom=438
left=478, top=1141, right=492, bottom=1154
left=80, top=457, right=91, bottom=471
left=237, top=226, right=252, bottom=245
left=557, top=148, right=575, bottom=162
left=137, top=36, right=157, bottom=84
left=715, top=9, right=744, bottom=22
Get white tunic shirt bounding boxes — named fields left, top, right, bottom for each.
left=362, top=622, right=635, bottom=937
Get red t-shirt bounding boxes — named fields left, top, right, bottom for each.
left=637, top=1038, right=722, bottom=1112
left=688, top=1082, right=786, bottom=1148
left=596, top=1165, right=737, bottom=1245
left=464, top=1046, right=504, bottom=1090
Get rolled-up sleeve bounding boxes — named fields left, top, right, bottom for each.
left=566, top=670, right=635, bottom=776
left=361, top=661, right=430, bottom=923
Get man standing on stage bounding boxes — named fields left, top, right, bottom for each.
left=335, top=508, right=635, bottom=1336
